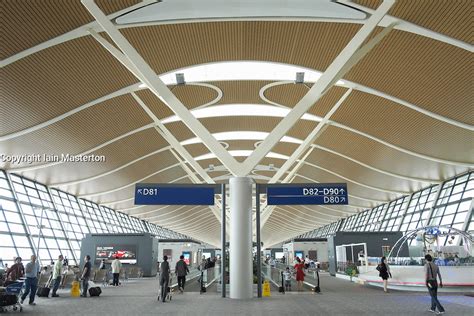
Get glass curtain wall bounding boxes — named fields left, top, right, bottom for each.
left=294, top=172, right=474, bottom=241
left=0, top=170, right=192, bottom=266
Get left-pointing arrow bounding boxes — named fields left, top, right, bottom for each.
left=137, top=189, right=142, bottom=194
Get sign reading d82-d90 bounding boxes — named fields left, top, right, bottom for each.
left=266, top=183, right=348, bottom=205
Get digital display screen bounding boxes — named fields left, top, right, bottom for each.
left=96, top=245, right=137, bottom=264
left=182, top=252, right=191, bottom=265
left=295, top=251, right=304, bottom=260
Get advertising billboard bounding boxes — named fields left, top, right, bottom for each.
left=182, top=252, right=191, bottom=265
left=96, top=245, right=137, bottom=264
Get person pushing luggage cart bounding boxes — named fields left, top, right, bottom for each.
left=158, top=256, right=171, bottom=303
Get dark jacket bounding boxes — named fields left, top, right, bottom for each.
left=175, top=260, right=189, bottom=277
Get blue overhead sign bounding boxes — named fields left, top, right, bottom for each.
left=134, top=184, right=216, bottom=205
left=266, top=183, right=348, bottom=205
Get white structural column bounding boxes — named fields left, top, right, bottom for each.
left=229, top=177, right=253, bottom=299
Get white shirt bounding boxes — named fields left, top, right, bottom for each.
left=283, top=271, right=292, bottom=281
left=111, top=259, right=122, bottom=274
left=304, top=257, right=310, bottom=264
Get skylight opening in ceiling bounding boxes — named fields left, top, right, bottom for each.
left=141, top=61, right=346, bottom=86
left=116, top=0, right=367, bottom=25
left=161, top=104, right=322, bottom=124
left=181, top=131, right=303, bottom=146
left=195, top=150, right=289, bottom=161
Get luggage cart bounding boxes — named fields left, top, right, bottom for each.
left=0, top=280, right=24, bottom=312
left=157, top=276, right=173, bottom=303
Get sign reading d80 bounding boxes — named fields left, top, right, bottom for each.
left=267, top=183, right=348, bottom=205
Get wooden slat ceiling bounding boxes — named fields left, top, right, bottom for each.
left=1, top=0, right=142, bottom=59
left=1, top=1, right=472, bottom=245
left=354, top=0, right=473, bottom=43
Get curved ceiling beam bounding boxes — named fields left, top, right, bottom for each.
left=270, top=212, right=320, bottom=230
left=51, top=146, right=171, bottom=186
left=9, top=123, right=155, bottom=172
left=311, top=145, right=439, bottom=184
left=101, top=174, right=190, bottom=208
left=302, top=160, right=409, bottom=195
left=282, top=205, right=339, bottom=223
left=272, top=208, right=329, bottom=226
left=144, top=207, right=209, bottom=225
left=1, top=2, right=470, bottom=70
left=142, top=205, right=208, bottom=223
left=159, top=213, right=216, bottom=231
left=260, top=81, right=473, bottom=132
left=328, top=121, right=473, bottom=167
left=76, top=162, right=182, bottom=198
left=0, top=80, right=222, bottom=143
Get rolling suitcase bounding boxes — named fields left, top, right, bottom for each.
left=88, top=287, right=102, bottom=297
left=37, top=287, right=50, bottom=297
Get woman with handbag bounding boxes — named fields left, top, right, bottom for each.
left=376, top=256, right=391, bottom=293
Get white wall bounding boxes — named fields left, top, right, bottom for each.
left=157, top=242, right=201, bottom=268
left=283, top=241, right=328, bottom=263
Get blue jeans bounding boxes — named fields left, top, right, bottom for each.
left=21, top=277, right=38, bottom=304
left=81, top=278, right=89, bottom=297
left=52, top=276, right=61, bottom=295
left=428, top=285, right=445, bottom=312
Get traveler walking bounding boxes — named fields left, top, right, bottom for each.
left=111, top=256, right=122, bottom=286
left=304, top=255, right=310, bottom=269
left=5, top=257, right=24, bottom=284
left=175, top=255, right=189, bottom=293
left=283, top=267, right=292, bottom=292
left=98, top=259, right=106, bottom=270
left=20, top=254, right=40, bottom=306
left=294, top=257, right=305, bottom=291
left=425, top=254, right=445, bottom=314
left=376, top=256, right=391, bottom=293
left=80, top=255, right=92, bottom=297
left=159, top=255, right=171, bottom=302
left=51, top=254, right=64, bottom=297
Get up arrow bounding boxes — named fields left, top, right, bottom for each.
left=340, top=189, right=345, bottom=194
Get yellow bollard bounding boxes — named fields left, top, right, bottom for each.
left=262, top=280, right=271, bottom=297
left=71, top=280, right=81, bottom=297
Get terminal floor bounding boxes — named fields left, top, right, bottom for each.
left=12, top=274, right=473, bottom=316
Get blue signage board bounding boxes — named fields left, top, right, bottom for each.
left=267, top=183, right=348, bottom=205
left=134, top=184, right=216, bottom=205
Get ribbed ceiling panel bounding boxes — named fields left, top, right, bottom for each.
left=58, top=149, right=178, bottom=196
left=20, top=127, right=167, bottom=185
left=345, top=30, right=473, bottom=125
left=1, top=0, right=141, bottom=59
left=265, top=85, right=349, bottom=117
left=214, top=81, right=270, bottom=105
left=1, top=36, right=138, bottom=136
left=86, top=164, right=188, bottom=205
left=0, top=94, right=152, bottom=168
left=354, top=0, right=473, bottom=43
left=315, top=125, right=469, bottom=181
left=332, top=90, right=474, bottom=163
left=297, top=163, right=398, bottom=202
left=123, top=22, right=361, bottom=74
left=306, top=148, right=422, bottom=193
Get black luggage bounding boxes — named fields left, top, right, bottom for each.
left=37, top=287, right=50, bottom=297
left=0, top=294, right=17, bottom=307
left=278, top=286, right=285, bottom=293
left=89, top=287, right=102, bottom=297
